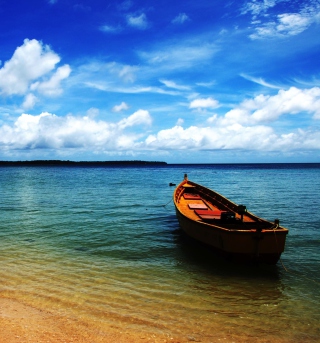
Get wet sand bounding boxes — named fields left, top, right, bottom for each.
left=0, top=297, right=301, bottom=343
left=0, top=297, right=185, bottom=343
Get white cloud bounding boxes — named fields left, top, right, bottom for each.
left=82, top=61, right=138, bottom=83
left=0, top=39, right=60, bottom=95
left=250, top=12, right=315, bottom=39
left=75, top=61, right=141, bottom=96
left=242, top=0, right=277, bottom=18
left=189, top=97, right=219, bottom=110
left=196, top=81, right=216, bottom=88
left=31, top=64, right=71, bottom=96
left=22, top=93, right=39, bottom=110
left=176, top=118, right=184, bottom=126
left=118, top=109, right=152, bottom=129
left=139, top=41, right=218, bottom=70
left=247, top=1, right=320, bottom=39
left=9, top=110, right=318, bottom=154
left=0, top=110, right=152, bottom=151
left=160, top=79, right=190, bottom=91
left=142, top=86, right=320, bottom=153
left=240, top=73, right=281, bottom=89
left=117, top=1, right=133, bottom=11
left=112, top=102, right=129, bottom=112
left=75, top=39, right=216, bottom=97
left=2, top=84, right=320, bottom=156
left=118, top=65, right=137, bottom=83
left=84, top=81, right=179, bottom=95
left=276, top=13, right=312, bottom=35
left=221, top=87, right=320, bottom=125
left=76, top=60, right=183, bottom=96
left=86, top=107, right=100, bottom=119
left=99, top=25, right=122, bottom=33
left=172, top=13, right=189, bottom=24
left=127, top=13, right=148, bottom=29
left=0, top=39, right=71, bottom=103
left=145, top=124, right=320, bottom=151
left=144, top=124, right=275, bottom=150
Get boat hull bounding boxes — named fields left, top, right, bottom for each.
left=173, top=178, right=288, bottom=265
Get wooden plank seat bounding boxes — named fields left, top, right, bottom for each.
left=188, top=203, right=208, bottom=210
left=183, top=184, right=196, bottom=189
left=195, top=209, right=225, bottom=220
left=183, top=193, right=202, bottom=200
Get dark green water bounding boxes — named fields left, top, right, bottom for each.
left=0, top=164, right=319, bottom=342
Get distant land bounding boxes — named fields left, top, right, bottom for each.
left=0, top=160, right=167, bottom=167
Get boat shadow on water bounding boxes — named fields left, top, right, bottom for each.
left=171, top=227, right=284, bottom=281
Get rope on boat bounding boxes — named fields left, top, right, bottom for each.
left=163, top=197, right=173, bottom=208
left=272, top=226, right=289, bottom=272
left=273, top=226, right=320, bottom=285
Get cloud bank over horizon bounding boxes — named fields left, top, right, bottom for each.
left=1, top=86, right=319, bottom=160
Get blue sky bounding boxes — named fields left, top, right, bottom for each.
left=0, top=0, right=320, bottom=163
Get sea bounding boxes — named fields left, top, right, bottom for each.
left=0, top=163, right=319, bottom=342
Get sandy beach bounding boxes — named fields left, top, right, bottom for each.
left=0, top=296, right=312, bottom=343
left=0, top=297, right=186, bottom=343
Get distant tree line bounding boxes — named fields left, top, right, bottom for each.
left=0, top=160, right=167, bottom=167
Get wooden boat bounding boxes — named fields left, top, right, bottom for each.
left=173, top=174, right=289, bottom=264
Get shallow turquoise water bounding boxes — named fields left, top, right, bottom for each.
left=0, top=164, right=319, bottom=342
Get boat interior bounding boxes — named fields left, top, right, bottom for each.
left=176, top=182, right=278, bottom=231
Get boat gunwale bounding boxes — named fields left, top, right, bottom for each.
left=173, top=179, right=289, bottom=233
